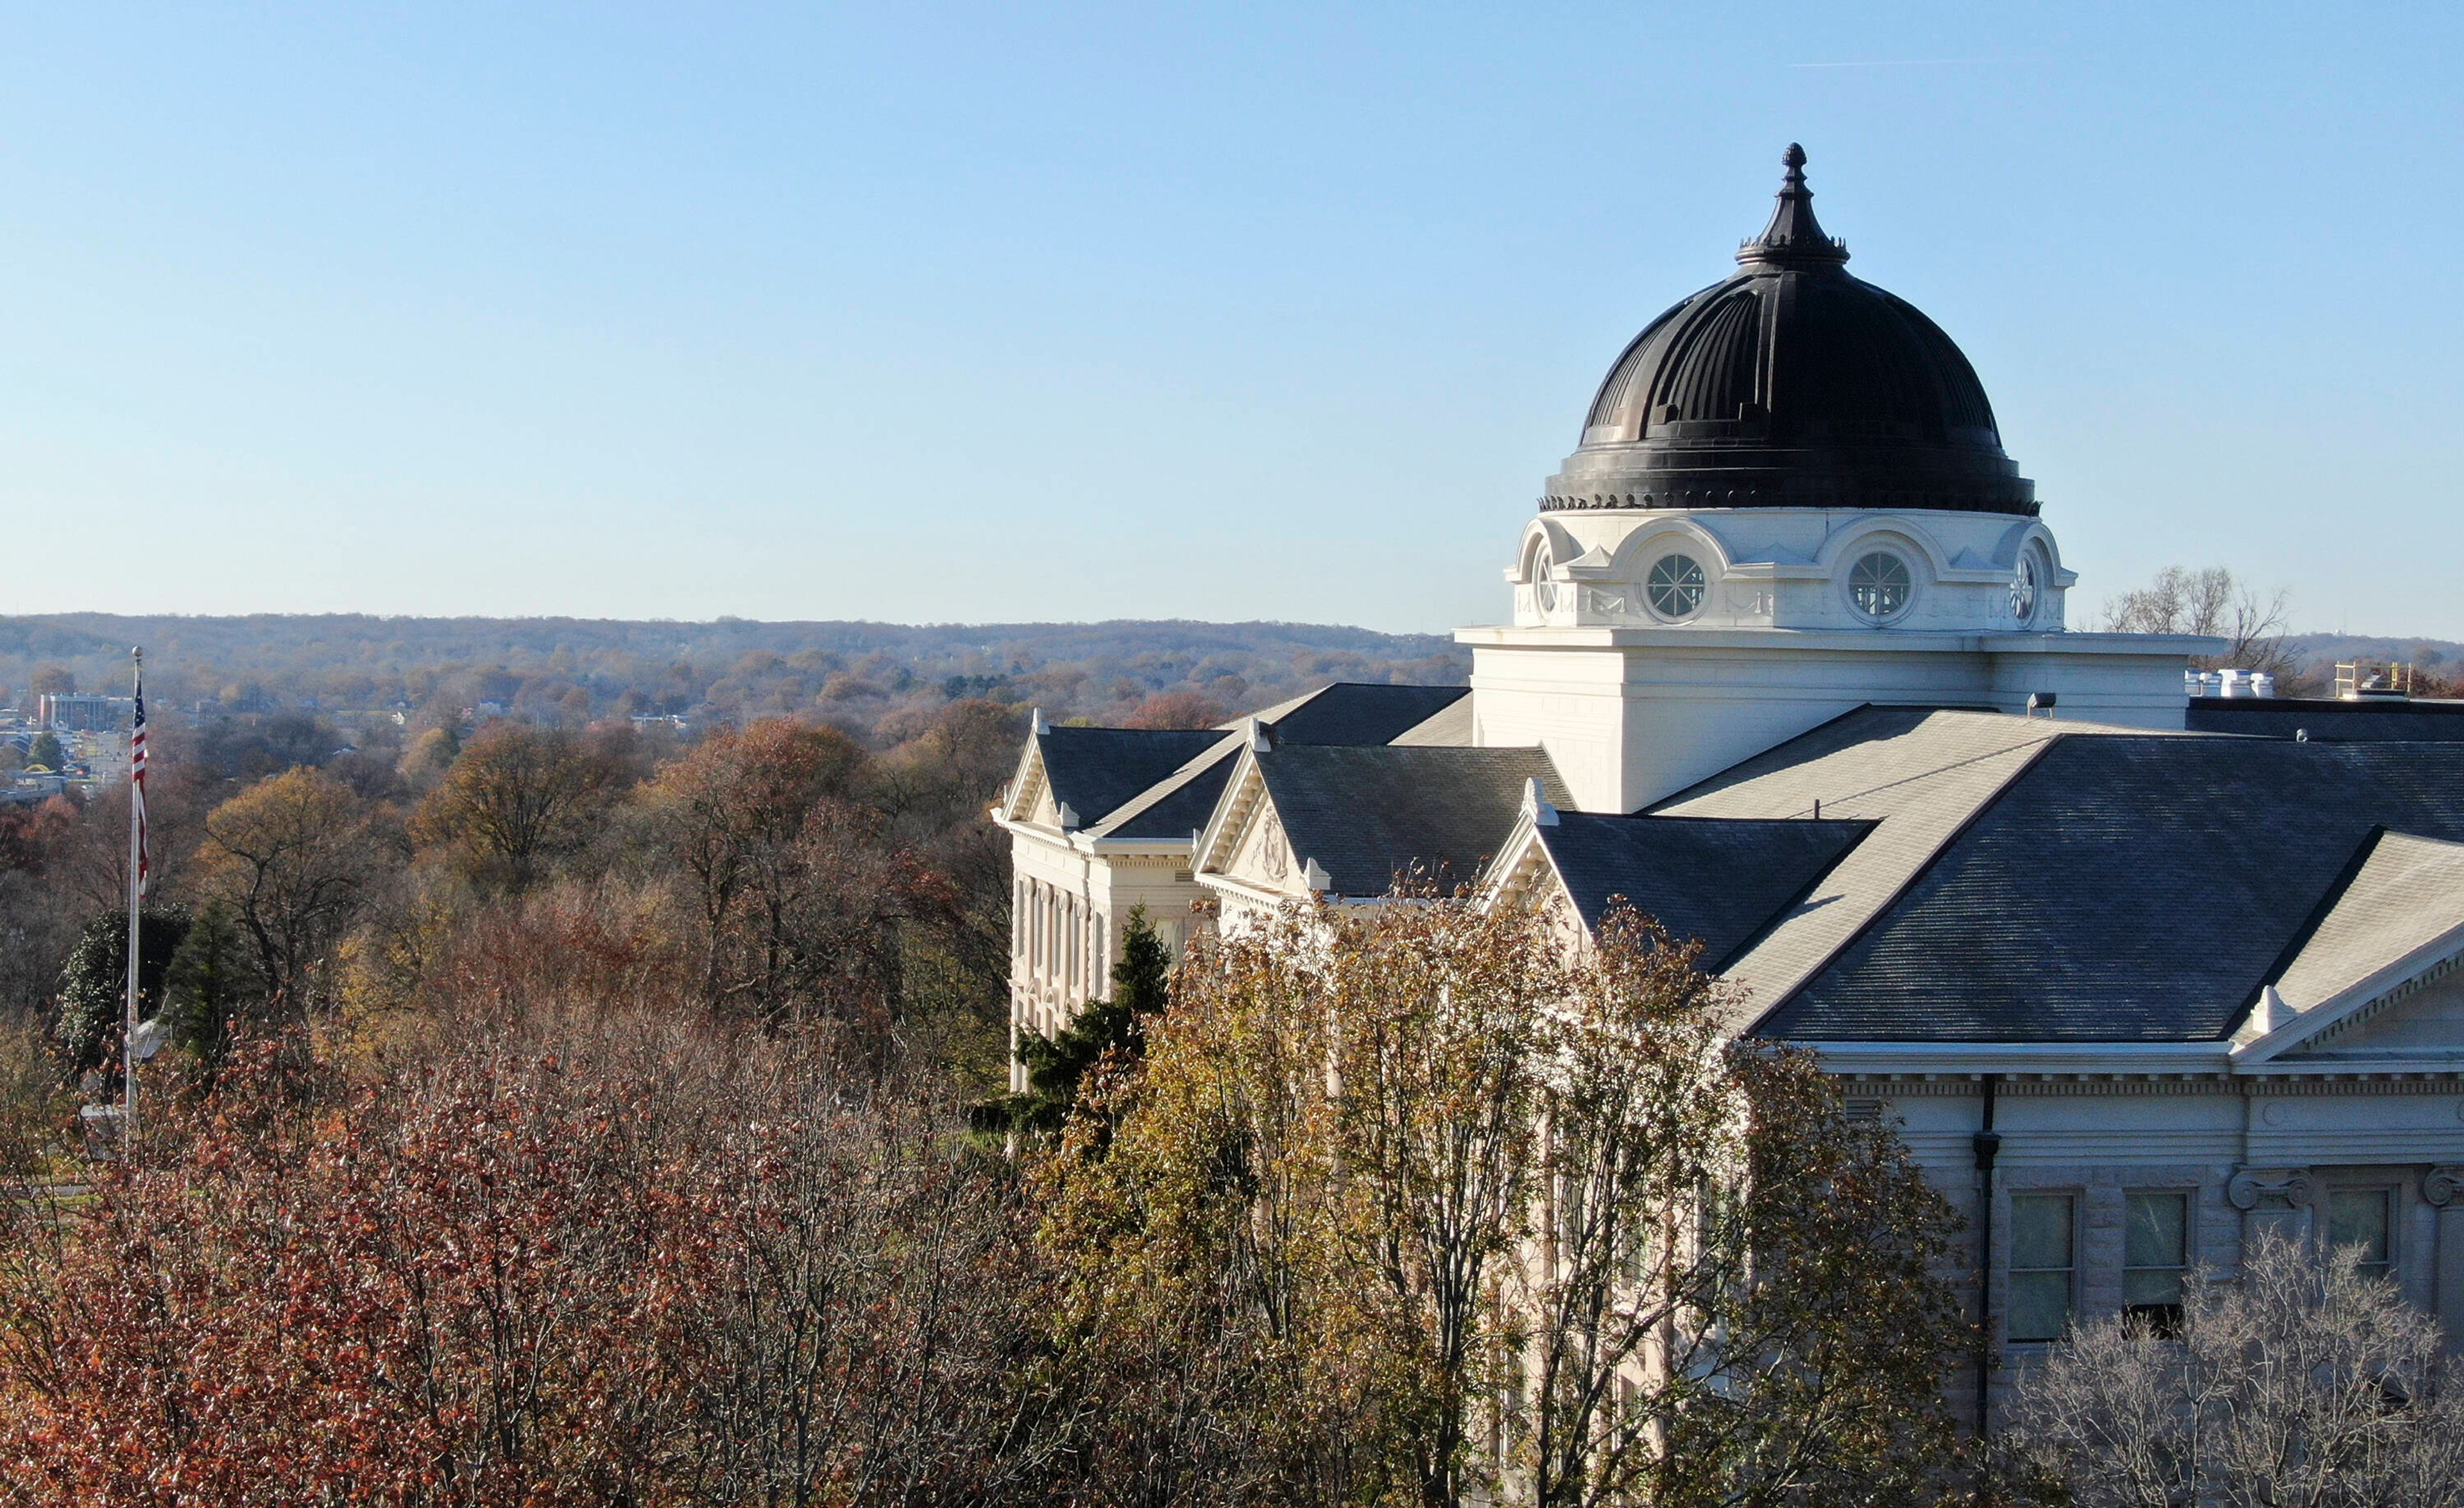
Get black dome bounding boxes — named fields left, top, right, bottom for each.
left=1544, top=146, right=2035, bottom=517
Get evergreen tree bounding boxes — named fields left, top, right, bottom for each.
left=25, top=733, right=62, bottom=771
left=52, top=905, right=191, bottom=1089
left=1010, top=906, right=1172, bottom=1136
left=161, top=902, right=268, bottom=1078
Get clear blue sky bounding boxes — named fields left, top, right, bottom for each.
left=1, top=5, right=2457, bottom=635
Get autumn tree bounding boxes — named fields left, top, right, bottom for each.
left=0, top=797, right=74, bottom=875
left=51, top=762, right=219, bottom=916
left=0, top=800, right=84, bottom=1023
left=1122, top=690, right=1228, bottom=730
left=196, top=767, right=387, bottom=1015
left=2001, top=1230, right=2464, bottom=1507
left=411, top=721, right=617, bottom=893
left=869, top=699, right=1033, bottom=1082
left=1037, top=896, right=1969, bottom=1508
left=0, top=1013, right=1069, bottom=1505
left=1034, top=904, right=1382, bottom=1507
left=637, top=719, right=868, bottom=1008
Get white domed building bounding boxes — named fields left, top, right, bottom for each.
left=996, top=148, right=2464, bottom=1420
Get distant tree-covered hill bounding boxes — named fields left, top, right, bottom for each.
left=0, top=615, right=1469, bottom=744
left=6, top=613, right=2456, bottom=760
left=2280, top=631, right=2464, bottom=686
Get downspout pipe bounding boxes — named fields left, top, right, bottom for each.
left=1972, top=1073, right=2003, bottom=1437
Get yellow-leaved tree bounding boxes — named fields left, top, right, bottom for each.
left=1036, top=895, right=1970, bottom=1508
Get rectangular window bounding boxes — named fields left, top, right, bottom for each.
left=2007, top=1193, right=2076, bottom=1342
left=2327, top=1188, right=2393, bottom=1283
left=2123, top=1190, right=2190, bottom=1332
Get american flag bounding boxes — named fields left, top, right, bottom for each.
left=130, top=661, right=148, bottom=900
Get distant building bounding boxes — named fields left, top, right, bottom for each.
left=38, top=694, right=133, bottom=733
left=9, top=771, right=67, bottom=801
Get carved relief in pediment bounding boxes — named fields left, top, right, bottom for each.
left=1233, top=807, right=1293, bottom=888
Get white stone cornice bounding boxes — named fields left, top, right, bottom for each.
left=1804, top=1041, right=2234, bottom=1076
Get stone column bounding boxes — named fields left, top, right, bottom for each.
left=2428, top=1167, right=2464, bottom=1348
left=2228, top=1167, right=2316, bottom=1264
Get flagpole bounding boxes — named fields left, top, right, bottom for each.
left=123, top=647, right=142, bottom=1149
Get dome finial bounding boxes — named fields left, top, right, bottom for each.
left=1741, top=142, right=1848, bottom=268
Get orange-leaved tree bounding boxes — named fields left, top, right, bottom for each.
left=0, top=1018, right=1066, bottom=1506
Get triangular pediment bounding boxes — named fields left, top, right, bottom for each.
left=1192, top=748, right=1318, bottom=900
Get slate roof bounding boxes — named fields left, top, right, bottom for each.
left=2186, top=697, right=2464, bottom=742
left=1537, top=812, right=1870, bottom=970
left=1754, top=735, right=2464, bottom=1043
left=1654, top=707, right=2094, bottom=1022
left=1391, top=695, right=1476, bottom=746
left=1259, top=745, right=1568, bottom=898
left=1035, top=726, right=1224, bottom=829
left=1048, top=683, right=1473, bottom=843
left=1094, top=735, right=1244, bottom=841
left=1267, top=683, right=1470, bottom=746
left=2270, top=830, right=2464, bottom=1018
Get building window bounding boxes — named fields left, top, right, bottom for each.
left=2008, top=554, right=2040, bottom=624
left=1849, top=551, right=1912, bottom=620
left=1531, top=543, right=1559, bottom=613
left=1647, top=553, right=1707, bottom=619
left=2326, top=1188, right=2394, bottom=1283
left=2008, top=1193, right=2076, bottom=1342
left=2123, top=1190, right=2190, bottom=1332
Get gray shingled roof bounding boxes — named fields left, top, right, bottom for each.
left=1655, top=707, right=2089, bottom=1021
left=1755, top=735, right=2464, bottom=1043
left=1260, top=745, right=1568, bottom=898
left=2187, top=697, right=2464, bottom=742
left=1267, top=683, right=1469, bottom=746
left=1051, top=683, right=1473, bottom=843
left=1539, top=813, right=1870, bottom=970
left=2270, top=830, right=2464, bottom=1020
left=1098, top=739, right=1243, bottom=840
left=1036, top=726, right=1225, bottom=828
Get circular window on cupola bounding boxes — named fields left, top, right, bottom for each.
left=1646, top=553, right=1706, bottom=619
left=1848, top=551, right=1913, bottom=621
left=2009, top=554, right=2040, bottom=625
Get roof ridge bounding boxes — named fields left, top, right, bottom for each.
left=1082, top=732, right=1246, bottom=838
left=1743, top=732, right=2068, bottom=1037
left=1703, top=819, right=1878, bottom=974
